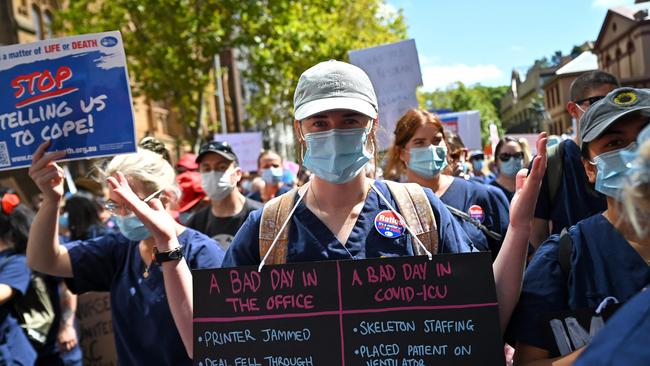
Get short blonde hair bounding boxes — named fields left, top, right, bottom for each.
left=104, top=149, right=178, bottom=197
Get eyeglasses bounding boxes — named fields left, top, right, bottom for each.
left=498, top=152, right=524, bottom=162
left=104, top=188, right=164, bottom=216
left=574, top=95, right=605, bottom=107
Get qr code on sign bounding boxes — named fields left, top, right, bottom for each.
left=0, top=141, right=10, bottom=167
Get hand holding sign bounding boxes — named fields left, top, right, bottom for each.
left=28, top=140, right=66, bottom=202
left=106, top=172, right=179, bottom=251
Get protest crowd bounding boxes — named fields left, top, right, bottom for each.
left=1, top=26, right=650, bottom=366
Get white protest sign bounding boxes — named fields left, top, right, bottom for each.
left=349, top=39, right=423, bottom=150
left=505, top=133, right=539, bottom=155
left=0, top=31, right=137, bottom=171
left=212, top=132, right=263, bottom=172
left=438, top=110, right=482, bottom=150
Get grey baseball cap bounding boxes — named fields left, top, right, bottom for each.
left=293, top=60, right=378, bottom=120
left=581, top=87, right=650, bottom=149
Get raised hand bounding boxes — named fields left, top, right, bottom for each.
left=106, top=171, right=178, bottom=250
left=28, top=141, right=66, bottom=202
left=509, top=132, right=548, bottom=228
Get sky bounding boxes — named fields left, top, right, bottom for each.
left=386, top=0, right=636, bottom=91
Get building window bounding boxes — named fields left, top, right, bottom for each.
left=616, top=48, right=623, bottom=76
left=613, top=22, right=617, bottom=32
left=43, top=11, right=54, bottom=39
left=31, top=5, right=43, bottom=40
left=628, top=41, right=635, bottom=76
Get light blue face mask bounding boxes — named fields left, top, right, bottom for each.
left=261, top=167, right=283, bottom=184
left=472, top=159, right=485, bottom=172
left=408, top=145, right=448, bottom=178
left=114, top=214, right=151, bottom=241
left=461, top=161, right=471, bottom=175
left=500, top=157, right=523, bottom=177
left=302, top=127, right=372, bottom=184
left=591, top=142, right=637, bottom=199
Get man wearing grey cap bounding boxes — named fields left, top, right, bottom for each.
left=510, top=87, right=650, bottom=365
left=223, top=59, right=550, bottom=335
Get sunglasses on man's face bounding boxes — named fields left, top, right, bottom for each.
left=498, top=152, right=524, bottom=162
left=573, top=95, right=605, bottom=107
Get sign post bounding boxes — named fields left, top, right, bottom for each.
left=0, top=31, right=137, bottom=171
left=193, top=252, right=504, bottom=365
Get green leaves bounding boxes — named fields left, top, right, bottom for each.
left=235, top=0, right=407, bottom=128
left=54, top=0, right=406, bottom=139
left=418, top=83, right=509, bottom=146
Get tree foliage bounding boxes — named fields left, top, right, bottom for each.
left=241, top=0, right=407, bottom=127
left=418, top=83, right=509, bottom=145
left=53, top=0, right=407, bottom=136
left=54, top=0, right=254, bottom=133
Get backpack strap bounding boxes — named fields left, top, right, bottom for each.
left=558, top=227, right=573, bottom=282
left=258, top=188, right=299, bottom=265
left=547, top=140, right=565, bottom=204
left=443, top=204, right=503, bottom=241
left=383, top=181, right=439, bottom=255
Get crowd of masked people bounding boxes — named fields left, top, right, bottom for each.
left=1, top=63, right=648, bottom=366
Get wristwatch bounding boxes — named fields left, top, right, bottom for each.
left=154, top=246, right=184, bottom=264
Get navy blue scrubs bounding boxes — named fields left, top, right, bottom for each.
left=0, top=250, right=37, bottom=366
left=508, top=214, right=650, bottom=353
left=470, top=173, right=495, bottom=185
left=534, top=140, right=607, bottom=234
left=64, top=229, right=225, bottom=366
left=440, top=177, right=509, bottom=257
left=574, top=288, right=650, bottom=366
left=223, top=180, right=473, bottom=267
left=489, top=180, right=514, bottom=202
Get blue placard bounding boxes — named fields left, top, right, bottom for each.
left=0, top=31, right=136, bottom=171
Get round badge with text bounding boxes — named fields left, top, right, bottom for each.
left=468, top=205, right=485, bottom=223
left=374, top=210, right=405, bottom=238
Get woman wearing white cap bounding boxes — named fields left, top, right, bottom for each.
left=223, top=60, right=548, bottom=334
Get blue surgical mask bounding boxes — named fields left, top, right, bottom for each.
left=59, top=213, right=69, bottom=229
left=114, top=214, right=151, bottom=241
left=472, top=159, right=485, bottom=172
left=591, top=142, right=637, bottom=199
left=261, top=167, right=283, bottom=184
left=500, top=157, right=523, bottom=177
left=302, top=127, right=371, bottom=184
left=461, top=161, right=471, bottom=175
left=408, top=145, right=448, bottom=178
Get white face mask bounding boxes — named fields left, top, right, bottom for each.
left=201, top=169, right=236, bottom=201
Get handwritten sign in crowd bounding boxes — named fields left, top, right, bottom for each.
left=0, top=31, right=136, bottom=171
left=76, top=292, right=118, bottom=366
left=193, top=253, right=504, bottom=366
left=349, top=39, right=423, bottom=151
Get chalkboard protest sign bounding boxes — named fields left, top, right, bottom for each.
left=0, top=31, right=136, bottom=171
left=193, top=252, right=504, bottom=366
